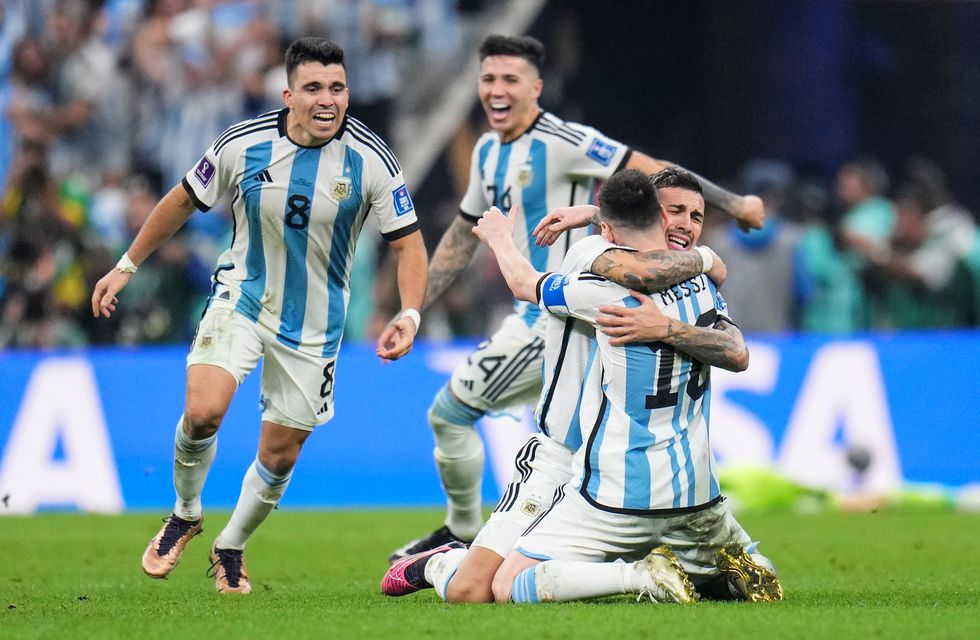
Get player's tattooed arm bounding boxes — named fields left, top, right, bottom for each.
left=590, top=247, right=726, bottom=292
left=597, top=291, right=745, bottom=372
left=424, top=214, right=481, bottom=310
left=660, top=316, right=749, bottom=372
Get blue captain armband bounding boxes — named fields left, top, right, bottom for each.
left=538, top=273, right=570, bottom=314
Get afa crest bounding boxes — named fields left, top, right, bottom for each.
left=520, top=498, right=542, bottom=517
left=516, top=163, right=534, bottom=187
left=331, top=176, right=352, bottom=201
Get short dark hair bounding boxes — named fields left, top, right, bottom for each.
left=479, top=35, right=545, bottom=72
left=285, top=37, right=345, bottom=86
left=651, top=167, right=703, bottom=194
left=598, top=169, right=661, bottom=230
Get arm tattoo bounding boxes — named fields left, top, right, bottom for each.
left=672, top=163, right=738, bottom=214
left=424, top=216, right=480, bottom=309
left=590, top=249, right=704, bottom=293
left=662, top=318, right=748, bottom=372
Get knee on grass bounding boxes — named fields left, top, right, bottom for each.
left=446, top=572, right=494, bottom=604
left=491, top=570, right=519, bottom=604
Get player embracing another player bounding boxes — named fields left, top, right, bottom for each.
left=383, top=169, right=782, bottom=604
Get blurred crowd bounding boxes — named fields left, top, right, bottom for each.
left=1, top=0, right=978, bottom=351
left=702, top=156, right=980, bottom=334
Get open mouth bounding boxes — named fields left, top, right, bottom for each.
left=666, top=232, right=691, bottom=250
left=312, top=112, right=336, bottom=125
left=488, top=102, right=511, bottom=120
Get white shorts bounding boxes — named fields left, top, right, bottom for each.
left=515, top=488, right=752, bottom=584
left=449, top=313, right=545, bottom=413
left=472, top=434, right=574, bottom=557
left=186, top=302, right=338, bottom=431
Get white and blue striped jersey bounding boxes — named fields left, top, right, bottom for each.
left=538, top=270, right=731, bottom=515
left=533, top=235, right=624, bottom=454
left=182, top=109, right=419, bottom=357
left=460, top=111, right=631, bottom=328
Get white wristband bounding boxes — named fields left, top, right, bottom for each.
left=399, top=308, right=421, bottom=330
left=695, top=246, right=713, bottom=274
left=115, top=252, right=138, bottom=274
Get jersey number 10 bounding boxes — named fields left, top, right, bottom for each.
left=645, top=347, right=707, bottom=410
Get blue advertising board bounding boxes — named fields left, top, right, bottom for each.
left=1, top=332, right=978, bottom=514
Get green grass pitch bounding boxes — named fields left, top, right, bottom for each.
left=2, top=509, right=978, bottom=639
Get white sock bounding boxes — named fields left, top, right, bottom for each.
left=511, top=561, right=637, bottom=603
left=424, top=547, right=468, bottom=601
left=431, top=418, right=485, bottom=540
left=215, top=459, right=292, bottom=550
left=172, top=415, right=217, bottom=521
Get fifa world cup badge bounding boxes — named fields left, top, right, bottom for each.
left=331, top=176, right=352, bottom=201
left=516, top=163, right=534, bottom=188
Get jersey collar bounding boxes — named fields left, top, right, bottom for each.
left=500, top=110, right=545, bottom=145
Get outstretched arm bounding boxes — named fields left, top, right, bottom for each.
left=625, top=151, right=765, bottom=231
left=532, top=153, right=766, bottom=242
left=423, top=214, right=481, bottom=310
left=376, top=229, right=428, bottom=361
left=472, top=207, right=542, bottom=303
left=596, top=291, right=748, bottom=371
left=90, top=183, right=196, bottom=318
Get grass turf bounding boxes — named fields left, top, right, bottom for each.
left=1, top=509, right=978, bottom=639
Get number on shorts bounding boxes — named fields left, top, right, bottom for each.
left=319, top=361, right=336, bottom=398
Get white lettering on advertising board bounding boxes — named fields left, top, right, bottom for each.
left=0, top=359, right=123, bottom=514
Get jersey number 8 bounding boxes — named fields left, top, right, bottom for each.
left=285, top=194, right=312, bottom=229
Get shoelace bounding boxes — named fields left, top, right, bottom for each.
left=208, top=548, right=245, bottom=587
left=156, top=516, right=197, bottom=555
left=635, top=586, right=662, bottom=603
